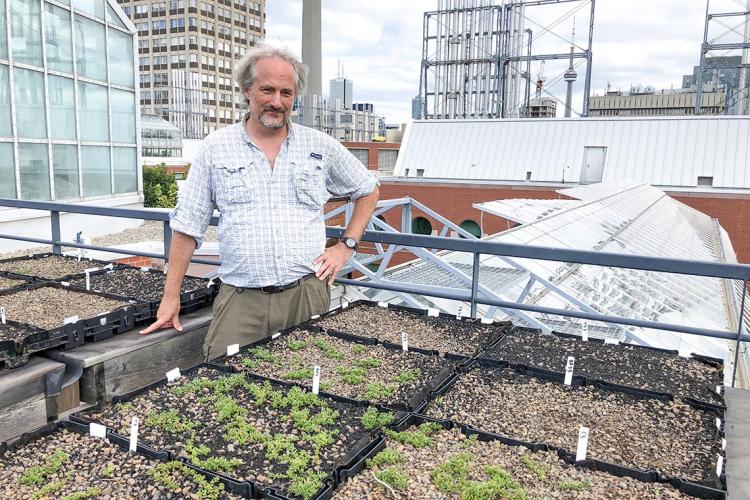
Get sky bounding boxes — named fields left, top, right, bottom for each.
left=265, top=0, right=749, bottom=123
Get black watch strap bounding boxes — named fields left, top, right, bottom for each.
left=341, top=237, right=359, bottom=251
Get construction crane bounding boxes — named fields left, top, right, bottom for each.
left=535, top=61, right=546, bottom=98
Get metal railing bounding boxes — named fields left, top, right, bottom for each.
left=0, top=198, right=748, bottom=386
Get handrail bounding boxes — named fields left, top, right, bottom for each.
left=0, top=198, right=747, bottom=385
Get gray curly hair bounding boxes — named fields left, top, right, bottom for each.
left=234, top=43, right=309, bottom=107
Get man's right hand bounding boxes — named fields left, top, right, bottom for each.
left=139, top=295, right=183, bottom=334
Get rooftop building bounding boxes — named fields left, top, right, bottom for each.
left=140, top=114, right=183, bottom=158
left=589, top=89, right=726, bottom=117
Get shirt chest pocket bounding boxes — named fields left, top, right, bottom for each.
left=294, top=161, right=329, bottom=207
left=214, top=165, right=252, bottom=206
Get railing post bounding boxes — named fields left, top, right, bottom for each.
left=470, top=252, right=480, bottom=319
left=401, top=199, right=412, bottom=233
left=50, top=211, right=61, bottom=255
left=163, top=220, right=172, bottom=264
left=732, top=279, right=748, bottom=388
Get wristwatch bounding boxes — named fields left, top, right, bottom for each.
left=341, top=237, right=359, bottom=252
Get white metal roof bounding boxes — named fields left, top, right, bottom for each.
left=394, top=116, right=750, bottom=190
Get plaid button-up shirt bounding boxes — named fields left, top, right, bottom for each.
left=170, top=120, right=379, bottom=287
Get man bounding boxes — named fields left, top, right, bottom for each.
left=140, top=44, right=379, bottom=360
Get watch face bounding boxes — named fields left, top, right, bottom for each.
left=345, top=238, right=356, bottom=248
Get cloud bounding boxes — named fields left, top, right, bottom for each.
left=266, top=0, right=734, bottom=123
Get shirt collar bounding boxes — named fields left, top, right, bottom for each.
left=240, top=112, right=295, bottom=148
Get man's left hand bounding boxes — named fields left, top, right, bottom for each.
left=313, top=243, right=354, bottom=286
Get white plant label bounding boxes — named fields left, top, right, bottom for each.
left=481, top=317, right=494, bottom=324
left=89, top=423, right=107, bottom=439
left=716, top=418, right=721, bottom=431
left=716, top=455, right=724, bottom=477
left=312, top=365, right=321, bottom=395
left=456, top=305, right=464, bottom=321
left=427, top=308, right=440, bottom=317
left=564, top=356, right=575, bottom=385
left=581, top=322, right=589, bottom=342
left=60, top=281, right=70, bottom=287
left=342, top=300, right=349, bottom=309
left=271, top=332, right=281, bottom=340
left=207, top=278, right=214, bottom=288
left=575, top=426, right=589, bottom=461
left=85, top=271, right=91, bottom=290
left=311, top=314, right=320, bottom=320
left=227, top=443, right=235, bottom=453
left=64, top=315, right=79, bottom=325
left=722, top=438, right=727, bottom=451
left=604, top=337, right=619, bottom=345
left=166, top=367, right=181, bottom=382
left=226, top=344, right=240, bottom=356
left=129, top=417, right=139, bottom=452
left=0, top=307, right=5, bottom=324
left=401, top=331, right=409, bottom=352
left=716, top=385, right=722, bottom=395
left=377, top=301, right=388, bottom=308
left=140, top=266, right=150, bottom=272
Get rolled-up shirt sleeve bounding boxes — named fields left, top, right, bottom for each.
left=169, top=142, right=214, bottom=249
left=325, top=139, right=379, bottom=201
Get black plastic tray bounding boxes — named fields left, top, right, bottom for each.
left=73, top=363, right=387, bottom=500
left=209, top=324, right=456, bottom=412
left=0, top=252, right=120, bottom=282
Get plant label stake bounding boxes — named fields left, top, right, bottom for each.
left=0, top=307, right=4, bottom=324
left=481, top=317, right=494, bottom=324
left=456, top=305, right=464, bottom=321
left=342, top=300, right=349, bottom=309
left=271, top=332, right=281, bottom=340
left=716, top=385, right=722, bottom=395
left=581, top=322, right=589, bottom=342
left=401, top=331, right=408, bottom=352
left=140, top=266, right=150, bottom=272
left=427, top=308, right=440, bottom=317
left=722, top=438, right=727, bottom=451
left=312, top=365, right=321, bottom=394
left=564, top=356, right=575, bottom=385
left=378, top=301, right=388, bottom=308
left=129, top=417, right=139, bottom=452
left=311, top=314, right=320, bottom=320
left=575, top=427, right=589, bottom=461
left=716, top=418, right=721, bottom=431
left=89, top=423, right=107, bottom=439
left=604, top=337, right=619, bottom=345
left=207, top=277, right=214, bottom=288
left=716, top=455, right=724, bottom=477
left=166, top=367, right=181, bottom=382
left=227, top=344, right=240, bottom=356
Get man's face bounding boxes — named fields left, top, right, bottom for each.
left=244, top=57, right=296, bottom=130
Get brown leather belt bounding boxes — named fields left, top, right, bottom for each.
left=236, top=273, right=316, bottom=294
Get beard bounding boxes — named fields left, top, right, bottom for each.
left=256, top=105, right=288, bottom=129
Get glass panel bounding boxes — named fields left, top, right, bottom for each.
left=14, top=68, right=47, bottom=139
left=48, top=75, right=77, bottom=140
left=74, top=15, right=107, bottom=82
left=108, top=28, right=135, bottom=87
left=112, top=147, right=136, bottom=193
left=71, top=0, right=104, bottom=19
left=0, top=142, right=16, bottom=198
left=11, top=0, right=43, bottom=67
left=0, top=0, right=7, bottom=59
left=81, top=145, right=110, bottom=196
left=18, top=143, right=50, bottom=200
left=0, top=66, right=11, bottom=137
left=52, top=145, right=79, bottom=199
left=45, top=3, right=74, bottom=74
left=111, top=89, right=136, bottom=143
left=106, top=4, right=127, bottom=29
left=78, top=81, right=109, bottom=141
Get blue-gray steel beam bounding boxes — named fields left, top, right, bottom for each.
left=582, top=0, right=596, bottom=116
left=163, top=221, right=172, bottom=263
left=335, top=277, right=750, bottom=343
left=325, top=228, right=750, bottom=281
left=470, top=252, right=480, bottom=318
left=50, top=211, right=61, bottom=255
left=732, top=280, right=748, bottom=387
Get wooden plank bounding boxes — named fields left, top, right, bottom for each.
left=100, top=325, right=207, bottom=401
left=0, top=357, right=65, bottom=409
left=0, top=393, right=47, bottom=443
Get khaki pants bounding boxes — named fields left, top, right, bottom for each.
left=203, top=275, right=330, bottom=361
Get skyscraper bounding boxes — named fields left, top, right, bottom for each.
left=329, top=77, right=353, bottom=110
left=116, top=0, right=265, bottom=138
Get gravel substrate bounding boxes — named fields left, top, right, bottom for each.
left=83, top=367, right=383, bottom=499
left=0, top=255, right=110, bottom=280
left=224, top=328, right=453, bottom=408
left=69, top=268, right=209, bottom=301
left=317, top=304, right=502, bottom=357
left=333, top=425, right=691, bottom=499
left=483, top=330, right=724, bottom=404
left=0, top=427, right=240, bottom=499
left=423, top=365, right=721, bottom=483
left=0, top=321, right=43, bottom=345
left=0, top=286, right=128, bottom=329
left=0, top=276, right=26, bottom=290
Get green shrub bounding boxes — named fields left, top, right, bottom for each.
left=143, top=164, right=178, bottom=208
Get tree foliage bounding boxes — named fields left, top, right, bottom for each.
left=143, top=164, right=178, bottom=208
